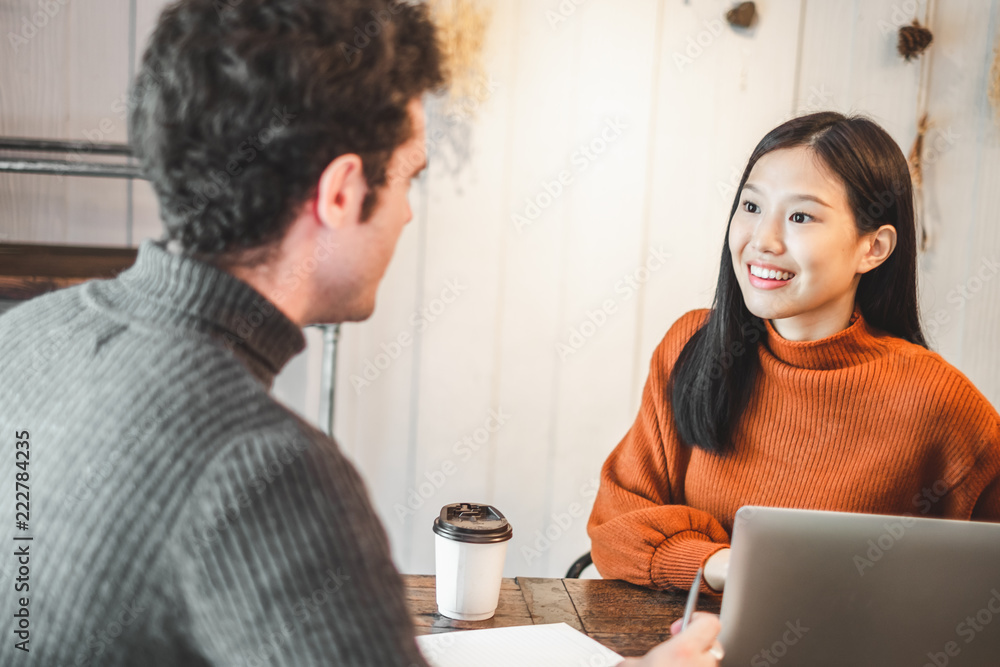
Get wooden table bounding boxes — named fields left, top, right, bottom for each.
left=404, top=575, right=722, bottom=658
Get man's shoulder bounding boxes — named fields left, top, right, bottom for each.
left=218, top=409, right=331, bottom=455
left=0, top=283, right=88, bottom=331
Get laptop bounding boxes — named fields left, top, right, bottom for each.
left=717, top=506, right=1000, bottom=666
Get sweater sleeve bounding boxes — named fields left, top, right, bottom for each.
left=930, top=365, right=1000, bottom=524
left=165, top=421, right=428, bottom=667
left=587, top=311, right=729, bottom=593
left=966, top=408, right=1000, bottom=522
left=973, top=476, right=1000, bottom=520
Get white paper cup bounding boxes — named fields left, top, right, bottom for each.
left=433, top=503, right=513, bottom=621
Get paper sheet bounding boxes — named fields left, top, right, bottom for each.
left=416, top=622, right=624, bottom=667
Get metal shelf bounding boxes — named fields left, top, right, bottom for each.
left=0, top=136, right=143, bottom=179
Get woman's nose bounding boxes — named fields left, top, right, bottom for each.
left=750, top=213, right=784, bottom=254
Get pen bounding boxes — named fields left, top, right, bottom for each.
left=680, top=566, right=703, bottom=632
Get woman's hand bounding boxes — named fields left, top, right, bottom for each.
left=618, top=613, right=723, bottom=666
left=704, top=548, right=731, bottom=592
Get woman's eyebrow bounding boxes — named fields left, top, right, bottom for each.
left=788, top=194, right=831, bottom=208
left=741, top=183, right=831, bottom=208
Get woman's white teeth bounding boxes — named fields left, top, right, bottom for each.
left=750, top=265, right=794, bottom=281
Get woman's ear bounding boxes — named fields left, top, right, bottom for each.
left=859, top=224, right=898, bottom=274
left=314, top=154, right=367, bottom=231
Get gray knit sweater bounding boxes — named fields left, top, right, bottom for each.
left=0, top=239, right=428, bottom=666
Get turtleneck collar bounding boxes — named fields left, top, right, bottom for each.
left=93, top=238, right=305, bottom=387
left=761, top=304, right=889, bottom=371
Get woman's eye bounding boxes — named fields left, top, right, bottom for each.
left=742, top=200, right=759, bottom=214
left=791, top=212, right=811, bottom=223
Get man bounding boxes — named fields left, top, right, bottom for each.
left=0, top=0, right=721, bottom=664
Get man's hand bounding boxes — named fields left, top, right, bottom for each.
left=618, top=613, right=723, bottom=667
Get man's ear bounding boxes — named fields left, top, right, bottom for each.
left=858, top=224, right=898, bottom=274
left=315, top=154, right=366, bottom=231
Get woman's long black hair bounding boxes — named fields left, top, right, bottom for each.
left=669, top=112, right=927, bottom=455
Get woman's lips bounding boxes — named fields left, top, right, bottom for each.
left=747, top=264, right=793, bottom=290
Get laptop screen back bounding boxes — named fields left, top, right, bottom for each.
left=718, top=506, right=1000, bottom=667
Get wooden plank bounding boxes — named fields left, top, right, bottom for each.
left=401, top=0, right=517, bottom=576
left=129, top=179, right=164, bottom=246
left=0, top=243, right=136, bottom=278
left=562, top=578, right=720, bottom=635
left=404, top=573, right=438, bottom=590
left=0, top=242, right=136, bottom=300
left=797, top=0, right=928, bottom=138
left=404, top=575, right=533, bottom=635
left=794, top=0, right=999, bottom=407
left=401, top=575, right=722, bottom=658
left=516, top=577, right=584, bottom=631
left=488, top=0, right=587, bottom=580
left=924, top=0, right=1000, bottom=409
left=635, top=0, right=805, bottom=407
left=0, top=276, right=80, bottom=301
left=0, top=0, right=70, bottom=243
left=64, top=0, right=132, bottom=246
left=545, top=0, right=663, bottom=581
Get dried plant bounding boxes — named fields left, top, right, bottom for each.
left=898, top=19, right=933, bottom=61
left=907, top=114, right=932, bottom=253
left=428, top=0, right=493, bottom=107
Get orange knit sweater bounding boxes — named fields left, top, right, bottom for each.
left=587, top=305, right=1000, bottom=593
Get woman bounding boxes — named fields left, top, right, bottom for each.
left=586, top=112, right=1000, bottom=594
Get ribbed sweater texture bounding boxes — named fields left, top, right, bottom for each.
left=0, top=239, right=428, bottom=666
left=587, top=307, right=1000, bottom=594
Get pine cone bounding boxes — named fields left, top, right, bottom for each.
left=726, top=2, right=756, bottom=29
left=898, top=19, right=933, bottom=61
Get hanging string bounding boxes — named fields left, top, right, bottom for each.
left=907, top=113, right=930, bottom=252
left=906, top=0, right=936, bottom=254
left=990, top=23, right=1000, bottom=126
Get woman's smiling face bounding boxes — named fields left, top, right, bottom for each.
left=728, top=145, right=880, bottom=341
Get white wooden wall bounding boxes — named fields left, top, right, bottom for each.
left=2, top=0, right=998, bottom=579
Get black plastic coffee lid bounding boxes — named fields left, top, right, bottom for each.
left=433, top=503, right=513, bottom=544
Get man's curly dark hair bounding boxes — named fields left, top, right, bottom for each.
left=128, top=0, right=445, bottom=261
